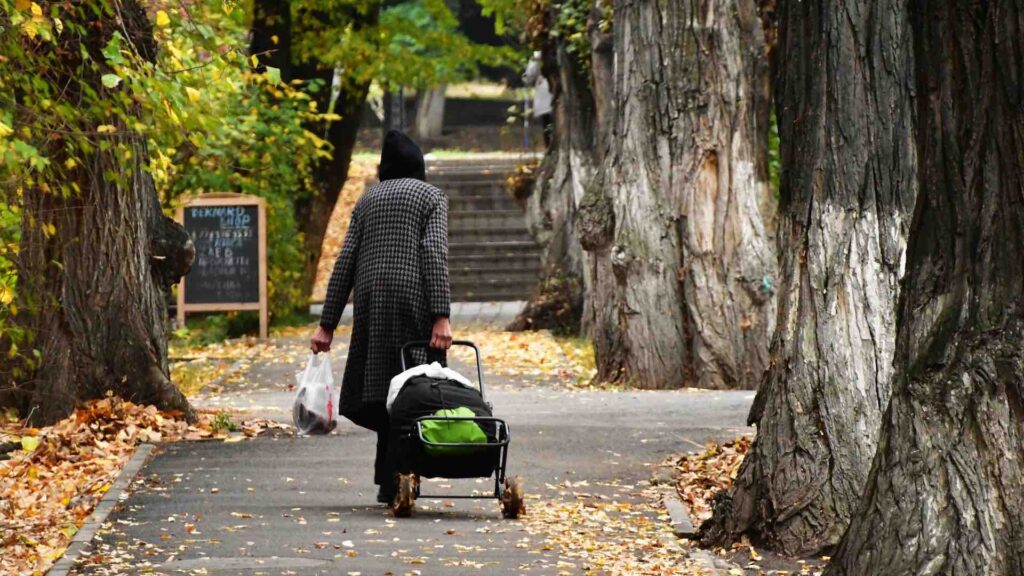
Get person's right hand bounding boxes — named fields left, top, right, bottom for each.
left=311, top=325, right=333, bottom=353
left=430, top=317, right=453, bottom=350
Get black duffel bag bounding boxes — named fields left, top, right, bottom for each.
left=388, top=375, right=499, bottom=479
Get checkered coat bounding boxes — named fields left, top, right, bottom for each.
left=319, top=178, right=451, bottom=413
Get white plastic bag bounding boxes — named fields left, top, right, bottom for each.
left=292, top=353, right=339, bottom=435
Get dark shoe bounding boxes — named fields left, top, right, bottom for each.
left=376, top=487, right=395, bottom=504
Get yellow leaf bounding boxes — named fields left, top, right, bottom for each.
left=30, top=2, right=41, bottom=17
left=97, top=124, right=116, bottom=134
left=185, top=87, right=201, bottom=103
left=21, top=435, right=40, bottom=452
left=64, top=157, right=77, bottom=169
left=250, top=54, right=259, bottom=68
left=0, top=285, right=13, bottom=305
left=22, top=20, right=37, bottom=39
left=271, top=34, right=279, bottom=45
left=155, top=10, right=170, bottom=27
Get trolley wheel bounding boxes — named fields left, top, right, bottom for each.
left=501, top=476, right=525, bottom=519
left=392, top=474, right=418, bottom=518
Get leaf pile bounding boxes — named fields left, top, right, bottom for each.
left=450, top=328, right=596, bottom=385
left=0, top=397, right=285, bottom=575
left=671, top=436, right=752, bottom=525
left=521, top=492, right=705, bottom=575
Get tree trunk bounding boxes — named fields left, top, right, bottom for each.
left=700, top=0, right=917, bottom=554
left=581, top=0, right=776, bottom=389
left=293, top=72, right=369, bottom=301
left=510, top=11, right=611, bottom=334
left=826, top=1, right=1024, bottom=573
left=250, top=1, right=372, bottom=302
left=413, top=86, right=446, bottom=141
left=1, top=1, right=194, bottom=425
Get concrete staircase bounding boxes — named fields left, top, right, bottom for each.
left=427, top=157, right=542, bottom=302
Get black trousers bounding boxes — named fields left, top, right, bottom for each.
left=343, top=404, right=394, bottom=491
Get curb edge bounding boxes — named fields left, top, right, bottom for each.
left=47, top=443, right=156, bottom=576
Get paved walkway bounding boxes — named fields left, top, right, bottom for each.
left=71, top=330, right=754, bottom=575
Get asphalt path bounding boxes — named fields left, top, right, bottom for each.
left=72, top=333, right=753, bottom=576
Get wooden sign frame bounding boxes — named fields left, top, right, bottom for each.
left=176, top=193, right=268, bottom=339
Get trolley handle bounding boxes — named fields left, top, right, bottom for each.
left=400, top=340, right=485, bottom=397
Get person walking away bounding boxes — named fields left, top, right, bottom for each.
left=311, top=130, right=453, bottom=504
left=523, top=51, right=553, bottom=147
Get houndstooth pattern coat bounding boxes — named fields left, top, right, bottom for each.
left=319, top=177, right=451, bottom=413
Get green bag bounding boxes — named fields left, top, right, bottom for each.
left=420, top=407, right=488, bottom=456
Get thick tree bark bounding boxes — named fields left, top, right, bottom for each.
left=413, top=86, right=446, bottom=141
left=250, top=0, right=371, bottom=302
left=510, top=11, right=610, bottom=334
left=826, top=1, right=1024, bottom=573
left=700, top=0, right=917, bottom=555
left=293, top=72, right=369, bottom=300
left=1, top=1, right=194, bottom=425
left=581, top=0, right=776, bottom=389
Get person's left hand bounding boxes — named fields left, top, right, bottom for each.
left=430, top=317, right=452, bottom=350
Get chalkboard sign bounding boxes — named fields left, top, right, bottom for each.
left=176, top=194, right=268, bottom=338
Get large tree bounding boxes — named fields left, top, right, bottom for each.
left=826, top=0, right=1024, bottom=573
left=1, top=0, right=194, bottom=424
left=250, top=0, right=371, bottom=299
left=510, top=2, right=612, bottom=334
left=700, top=0, right=917, bottom=554
left=579, top=0, right=776, bottom=389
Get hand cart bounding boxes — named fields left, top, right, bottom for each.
left=392, top=340, right=524, bottom=519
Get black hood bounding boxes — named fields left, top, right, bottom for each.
left=378, top=130, right=426, bottom=182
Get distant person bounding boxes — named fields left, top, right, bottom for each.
left=523, top=51, right=553, bottom=147
left=311, top=130, right=453, bottom=505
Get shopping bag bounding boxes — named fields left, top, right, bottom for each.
left=292, top=353, right=338, bottom=435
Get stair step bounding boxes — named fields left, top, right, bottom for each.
left=451, top=283, right=539, bottom=302
left=450, top=231, right=535, bottom=244
left=431, top=173, right=512, bottom=186
left=440, top=185, right=511, bottom=201
left=448, top=195, right=522, bottom=211
left=450, top=270, right=540, bottom=284
left=448, top=209, right=526, bottom=227
left=449, top=254, right=542, bottom=272
left=449, top=241, right=541, bottom=258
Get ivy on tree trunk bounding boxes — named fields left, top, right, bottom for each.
left=2, top=0, right=194, bottom=425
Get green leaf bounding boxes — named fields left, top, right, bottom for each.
left=265, top=66, right=281, bottom=84
left=101, top=32, right=125, bottom=65
left=101, top=73, right=122, bottom=88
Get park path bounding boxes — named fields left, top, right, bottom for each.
left=71, top=328, right=753, bottom=575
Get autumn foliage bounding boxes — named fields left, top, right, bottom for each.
left=0, top=397, right=274, bottom=574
